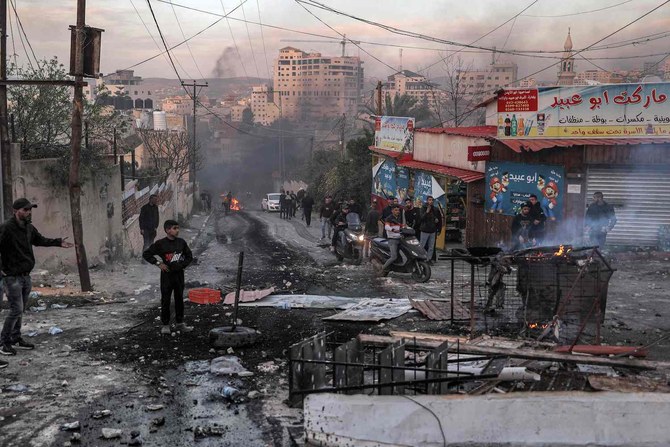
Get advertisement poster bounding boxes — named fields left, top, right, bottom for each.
left=497, top=83, right=670, bottom=139
left=372, top=160, right=396, bottom=199
left=396, top=167, right=410, bottom=202
left=485, top=161, right=564, bottom=219
left=413, top=171, right=447, bottom=211
left=374, top=116, right=415, bottom=152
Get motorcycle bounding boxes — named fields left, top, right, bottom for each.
left=370, top=228, right=431, bottom=282
left=334, top=213, right=365, bottom=265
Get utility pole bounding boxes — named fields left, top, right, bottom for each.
left=376, top=80, right=383, bottom=116
left=0, top=0, right=10, bottom=219
left=69, top=0, right=91, bottom=291
left=181, top=80, right=207, bottom=192
left=340, top=113, right=346, bottom=159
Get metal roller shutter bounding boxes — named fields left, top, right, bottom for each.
left=586, top=166, right=670, bottom=246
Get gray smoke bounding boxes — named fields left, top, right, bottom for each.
left=211, top=47, right=239, bottom=79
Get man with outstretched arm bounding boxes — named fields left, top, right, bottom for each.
left=0, top=199, right=73, bottom=357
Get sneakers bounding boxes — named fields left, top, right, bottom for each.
left=0, top=343, right=17, bottom=356
left=0, top=359, right=7, bottom=369
left=14, top=338, right=35, bottom=350
left=160, top=325, right=171, bottom=335
left=176, top=323, right=193, bottom=332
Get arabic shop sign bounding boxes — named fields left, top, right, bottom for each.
left=374, top=116, right=415, bottom=152
left=485, top=161, right=564, bottom=219
left=497, top=83, right=670, bottom=139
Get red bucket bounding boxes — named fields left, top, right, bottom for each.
left=188, top=288, right=221, bottom=304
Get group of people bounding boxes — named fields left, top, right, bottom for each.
left=511, top=191, right=617, bottom=250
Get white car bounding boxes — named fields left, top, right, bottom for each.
left=262, top=193, right=282, bottom=212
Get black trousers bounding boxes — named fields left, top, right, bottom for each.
left=160, top=271, right=185, bottom=325
left=304, top=208, right=312, bottom=226
left=142, top=229, right=157, bottom=252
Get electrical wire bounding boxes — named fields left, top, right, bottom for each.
left=256, top=0, right=272, bottom=79
left=129, top=0, right=184, bottom=74
left=400, top=396, right=447, bottom=447
left=240, top=2, right=261, bottom=77
left=145, top=0, right=186, bottom=84
left=169, top=0, right=206, bottom=80
left=219, top=0, right=250, bottom=81
left=7, top=1, right=18, bottom=65
left=10, top=0, right=37, bottom=69
left=523, top=0, right=634, bottom=17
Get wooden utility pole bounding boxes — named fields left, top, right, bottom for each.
left=0, top=0, right=10, bottom=218
left=181, top=80, right=207, bottom=190
left=376, top=80, right=383, bottom=116
left=340, top=113, right=346, bottom=159
left=69, top=0, right=91, bottom=291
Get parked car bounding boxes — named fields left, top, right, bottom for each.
left=262, top=193, right=282, bottom=212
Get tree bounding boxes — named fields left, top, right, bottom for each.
left=137, top=129, right=200, bottom=182
left=242, top=108, right=254, bottom=126
left=365, top=92, right=435, bottom=129
left=438, top=56, right=486, bottom=127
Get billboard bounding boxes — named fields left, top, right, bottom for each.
left=485, top=161, right=564, bottom=219
left=497, top=83, right=670, bottom=139
left=413, top=171, right=447, bottom=211
left=374, top=116, right=415, bottom=152
left=372, top=159, right=410, bottom=202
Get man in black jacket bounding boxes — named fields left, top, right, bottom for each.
left=364, top=199, right=380, bottom=257
left=585, top=191, right=617, bottom=248
left=403, top=198, right=421, bottom=233
left=319, top=196, right=335, bottom=240
left=0, top=198, right=73, bottom=356
left=139, top=194, right=159, bottom=252
left=511, top=203, right=537, bottom=250
left=419, top=196, right=443, bottom=264
left=143, top=220, right=194, bottom=335
left=528, top=194, right=547, bottom=244
left=330, top=205, right=350, bottom=251
left=301, top=192, right=315, bottom=227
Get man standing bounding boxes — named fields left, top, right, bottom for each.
left=528, top=194, right=547, bottom=244
left=319, top=196, right=335, bottom=241
left=403, top=198, right=421, bottom=234
left=348, top=197, right=362, bottom=218
left=139, top=194, right=159, bottom=252
left=364, top=199, right=380, bottom=258
left=382, top=205, right=403, bottom=273
left=419, top=196, right=443, bottom=264
left=511, top=202, right=537, bottom=250
left=0, top=199, right=73, bottom=356
left=585, top=191, right=617, bottom=248
left=301, top=192, right=315, bottom=227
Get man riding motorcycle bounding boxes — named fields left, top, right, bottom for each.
left=382, top=205, right=404, bottom=273
left=330, top=204, right=351, bottom=251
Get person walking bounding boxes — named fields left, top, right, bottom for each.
left=279, top=190, right=287, bottom=219
left=419, top=196, right=443, bottom=265
left=290, top=191, right=298, bottom=218
left=139, top=194, right=160, bottom=252
left=319, top=196, right=335, bottom=241
left=301, top=192, right=315, bottom=227
left=585, top=191, right=617, bottom=248
left=143, top=220, right=194, bottom=335
left=364, top=199, right=380, bottom=257
left=0, top=199, right=73, bottom=356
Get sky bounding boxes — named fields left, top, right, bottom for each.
left=11, top=0, right=670, bottom=84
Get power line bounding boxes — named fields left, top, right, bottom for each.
left=240, top=2, right=260, bottom=77
left=169, top=0, right=206, bottom=80
left=7, top=1, right=18, bottom=64
left=10, top=0, right=38, bottom=68
left=523, top=0, right=634, bottom=17
left=256, top=0, right=272, bottom=79
left=129, top=0, right=182, bottom=74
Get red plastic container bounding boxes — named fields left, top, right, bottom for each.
left=188, top=288, right=222, bottom=304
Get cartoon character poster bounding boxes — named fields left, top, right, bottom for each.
left=485, top=161, right=564, bottom=219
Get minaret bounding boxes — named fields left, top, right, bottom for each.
left=557, top=28, right=576, bottom=86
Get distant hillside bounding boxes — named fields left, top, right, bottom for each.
left=141, top=77, right=271, bottom=98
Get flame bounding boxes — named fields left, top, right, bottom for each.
left=554, top=245, right=565, bottom=256
left=230, top=198, right=240, bottom=211
left=528, top=322, right=549, bottom=329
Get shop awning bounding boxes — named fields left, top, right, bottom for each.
left=398, top=159, right=484, bottom=183
left=499, top=137, right=670, bottom=152
left=416, top=126, right=497, bottom=138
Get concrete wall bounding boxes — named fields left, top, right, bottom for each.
left=414, top=132, right=488, bottom=172
left=14, top=159, right=124, bottom=271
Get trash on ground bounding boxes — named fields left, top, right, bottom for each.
left=134, top=285, right=151, bottom=295
left=193, top=425, right=225, bottom=439
left=189, top=288, right=222, bottom=304
left=145, top=404, right=164, bottom=412
left=240, top=294, right=359, bottom=309
left=210, top=355, right=249, bottom=375
left=60, top=421, right=80, bottom=431
left=223, top=286, right=275, bottom=305
left=220, top=386, right=240, bottom=399
left=29, top=306, right=47, bottom=312
left=101, top=428, right=122, bottom=439
left=323, top=298, right=412, bottom=322
left=48, top=327, right=63, bottom=335
left=3, top=384, right=30, bottom=393
left=257, top=361, right=279, bottom=374
left=51, top=304, right=69, bottom=310
left=92, top=410, right=112, bottom=419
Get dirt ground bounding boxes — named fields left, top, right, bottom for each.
left=1, top=208, right=669, bottom=446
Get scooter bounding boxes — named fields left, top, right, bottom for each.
left=370, top=228, right=431, bottom=282
left=334, top=213, right=365, bottom=265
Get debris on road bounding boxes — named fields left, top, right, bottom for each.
left=101, top=428, right=122, bottom=439
left=193, top=425, right=225, bottom=439
left=92, top=409, right=112, bottom=419
left=59, top=421, right=80, bottom=431
left=223, top=286, right=275, bottom=304
left=323, top=298, right=412, bottom=322
left=3, top=384, right=30, bottom=393
left=145, top=404, right=164, bottom=412
left=240, top=294, right=358, bottom=309
left=48, top=326, right=63, bottom=335
left=257, top=361, right=279, bottom=374
left=210, top=356, right=249, bottom=375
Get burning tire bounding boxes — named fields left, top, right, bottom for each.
left=411, top=261, right=431, bottom=282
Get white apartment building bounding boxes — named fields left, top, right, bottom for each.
left=251, top=85, right=280, bottom=125
left=273, top=47, right=364, bottom=120
left=382, top=70, right=441, bottom=110
left=457, top=62, right=518, bottom=98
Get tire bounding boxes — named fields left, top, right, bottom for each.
left=209, top=326, right=259, bottom=348
left=353, top=249, right=363, bottom=266
left=335, top=251, right=344, bottom=262
left=411, top=261, right=431, bottom=283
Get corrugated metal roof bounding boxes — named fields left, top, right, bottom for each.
left=416, top=126, right=498, bottom=138
left=498, top=137, right=670, bottom=152
left=398, top=159, right=484, bottom=183
left=368, top=146, right=406, bottom=159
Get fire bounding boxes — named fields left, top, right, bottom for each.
left=230, top=198, right=241, bottom=211
left=528, top=322, right=549, bottom=329
left=554, top=245, right=565, bottom=256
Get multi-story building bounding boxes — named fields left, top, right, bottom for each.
left=230, top=102, right=248, bottom=123
left=273, top=47, right=364, bottom=121
left=161, top=95, right=210, bottom=115
left=574, top=69, right=624, bottom=85
left=251, top=85, right=280, bottom=125
left=84, top=69, right=155, bottom=109
left=457, top=61, right=518, bottom=98
left=102, top=69, right=143, bottom=85
left=382, top=70, right=441, bottom=111
left=517, top=78, right=537, bottom=88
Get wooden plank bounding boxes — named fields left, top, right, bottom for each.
left=359, top=333, right=670, bottom=371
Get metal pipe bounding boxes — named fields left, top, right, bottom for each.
left=231, top=251, right=244, bottom=331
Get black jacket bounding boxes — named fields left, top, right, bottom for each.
left=142, top=237, right=193, bottom=274
left=331, top=211, right=349, bottom=227
left=0, top=217, right=62, bottom=276
left=302, top=196, right=315, bottom=210
left=366, top=208, right=380, bottom=234
left=419, top=204, right=443, bottom=234
left=319, top=202, right=335, bottom=219
left=404, top=207, right=421, bottom=231
left=585, top=201, right=617, bottom=230
left=348, top=202, right=362, bottom=217
left=139, top=203, right=159, bottom=231
left=528, top=202, right=546, bottom=230
left=511, top=213, right=536, bottom=240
